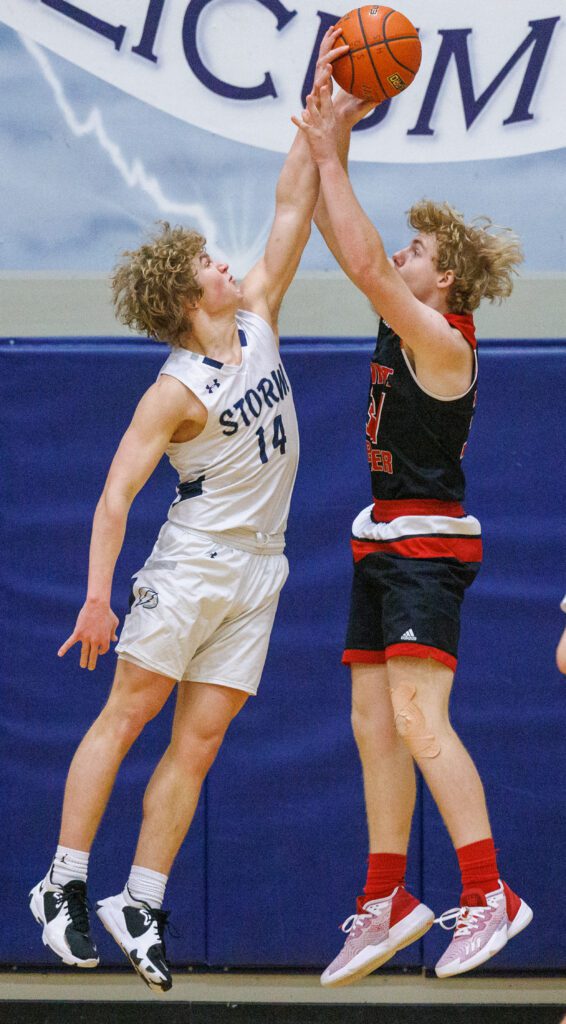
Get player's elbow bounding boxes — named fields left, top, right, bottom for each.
left=350, top=257, right=383, bottom=300
left=98, top=483, right=135, bottom=522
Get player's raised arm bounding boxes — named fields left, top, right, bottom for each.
left=313, top=87, right=375, bottom=274
left=296, top=88, right=522, bottom=392
left=58, top=376, right=202, bottom=671
left=297, top=88, right=460, bottom=355
left=240, top=28, right=349, bottom=329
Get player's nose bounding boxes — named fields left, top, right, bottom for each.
left=392, top=249, right=405, bottom=267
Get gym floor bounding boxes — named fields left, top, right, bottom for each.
left=1, top=970, right=565, bottom=1023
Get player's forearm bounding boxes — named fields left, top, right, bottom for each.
left=318, top=155, right=389, bottom=287
left=313, top=111, right=353, bottom=262
left=275, top=128, right=320, bottom=219
left=85, top=491, right=131, bottom=605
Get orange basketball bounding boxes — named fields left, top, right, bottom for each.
left=332, top=6, right=422, bottom=104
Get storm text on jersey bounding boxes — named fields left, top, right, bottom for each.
left=219, top=363, right=290, bottom=435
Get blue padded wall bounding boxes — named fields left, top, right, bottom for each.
left=0, top=342, right=206, bottom=967
left=1, top=337, right=564, bottom=970
left=421, top=342, right=566, bottom=970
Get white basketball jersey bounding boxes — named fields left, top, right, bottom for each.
left=158, top=309, right=299, bottom=542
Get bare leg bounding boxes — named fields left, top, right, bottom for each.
left=133, top=681, right=248, bottom=875
left=351, top=663, right=416, bottom=853
left=59, top=659, right=176, bottom=851
left=387, top=656, right=492, bottom=848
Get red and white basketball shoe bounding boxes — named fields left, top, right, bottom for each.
left=435, top=881, right=533, bottom=978
left=320, top=887, right=435, bottom=987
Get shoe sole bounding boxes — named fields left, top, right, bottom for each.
left=28, top=885, right=99, bottom=969
left=435, top=900, right=534, bottom=979
left=96, top=900, right=171, bottom=994
left=321, top=905, right=435, bottom=988
left=508, top=899, right=533, bottom=940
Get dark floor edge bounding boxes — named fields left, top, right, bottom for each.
left=0, top=1001, right=564, bottom=1024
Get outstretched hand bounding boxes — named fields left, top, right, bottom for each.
left=312, top=26, right=348, bottom=96
left=313, top=24, right=379, bottom=128
left=289, top=25, right=347, bottom=152
left=292, top=85, right=338, bottom=164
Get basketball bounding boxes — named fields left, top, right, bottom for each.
left=331, top=5, right=422, bottom=104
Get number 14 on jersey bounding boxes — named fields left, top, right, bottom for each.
left=256, top=415, right=286, bottom=464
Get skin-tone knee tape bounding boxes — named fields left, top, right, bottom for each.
left=390, top=681, right=441, bottom=759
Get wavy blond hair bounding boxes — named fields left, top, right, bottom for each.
left=111, top=222, right=206, bottom=347
left=408, top=200, right=523, bottom=313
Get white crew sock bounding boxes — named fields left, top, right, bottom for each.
left=124, top=865, right=168, bottom=910
left=50, top=845, right=89, bottom=887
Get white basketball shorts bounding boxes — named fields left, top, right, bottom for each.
left=115, top=522, right=289, bottom=695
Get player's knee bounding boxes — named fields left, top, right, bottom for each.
left=389, top=680, right=441, bottom=759
left=351, top=703, right=399, bottom=755
left=173, top=725, right=226, bottom=778
left=99, top=700, right=159, bottom=748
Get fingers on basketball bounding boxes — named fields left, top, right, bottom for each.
left=331, top=5, right=422, bottom=104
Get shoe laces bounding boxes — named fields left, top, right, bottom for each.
left=61, top=883, right=91, bottom=934
left=341, top=900, right=386, bottom=937
left=434, top=905, right=490, bottom=936
left=140, top=904, right=178, bottom=957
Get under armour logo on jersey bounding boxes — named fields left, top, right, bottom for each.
left=400, top=628, right=417, bottom=641
left=209, top=551, right=218, bottom=559
left=134, top=587, right=159, bottom=610
left=205, top=378, right=221, bottom=394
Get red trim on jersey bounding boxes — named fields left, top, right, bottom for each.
left=372, top=498, right=466, bottom=521
left=386, top=643, right=457, bottom=670
left=342, top=649, right=386, bottom=665
left=351, top=536, right=483, bottom=563
left=445, top=312, right=477, bottom=350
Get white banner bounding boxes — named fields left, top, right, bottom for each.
left=1, top=0, right=564, bottom=161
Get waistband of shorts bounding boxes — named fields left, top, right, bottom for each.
left=372, top=498, right=466, bottom=522
left=175, top=523, right=286, bottom=555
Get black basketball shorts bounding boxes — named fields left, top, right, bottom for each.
left=343, top=550, right=480, bottom=671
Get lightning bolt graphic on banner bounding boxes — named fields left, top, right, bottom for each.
left=19, top=33, right=223, bottom=251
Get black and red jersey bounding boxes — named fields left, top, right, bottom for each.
left=365, top=313, right=477, bottom=518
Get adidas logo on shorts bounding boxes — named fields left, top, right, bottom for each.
left=400, top=628, right=417, bottom=641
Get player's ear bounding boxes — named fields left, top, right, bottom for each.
left=438, top=268, right=455, bottom=291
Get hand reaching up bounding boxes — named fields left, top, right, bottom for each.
left=292, top=85, right=339, bottom=164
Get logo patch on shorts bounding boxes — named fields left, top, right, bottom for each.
left=134, top=586, right=159, bottom=609
left=400, top=628, right=417, bottom=641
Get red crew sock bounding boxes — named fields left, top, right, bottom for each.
left=362, top=853, right=407, bottom=903
left=457, top=837, right=500, bottom=898
left=457, top=838, right=522, bottom=919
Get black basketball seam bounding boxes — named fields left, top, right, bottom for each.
left=382, top=15, right=419, bottom=75
left=347, top=36, right=419, bottom=58
left=337, top=30, right=355, bottom=95
left=381, top=46, right=416, bottom=76
left=357, top=6, right=387, bottom=100
left=382, top=7, right=394, bottom=38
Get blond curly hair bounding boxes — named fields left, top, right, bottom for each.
left=408, top=200, right=523, bottom=314
left=111, top=222, right=206, bottom=347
